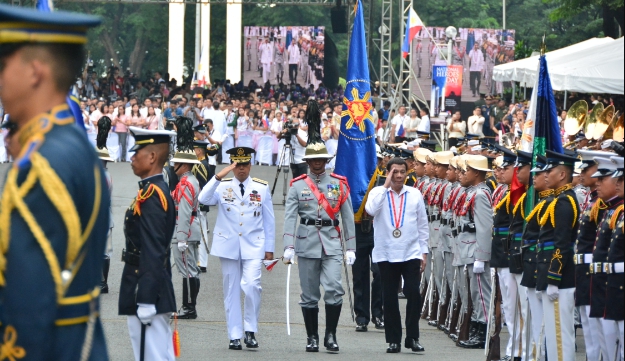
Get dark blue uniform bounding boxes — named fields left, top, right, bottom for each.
left=0, top=106, right=110, bottom=360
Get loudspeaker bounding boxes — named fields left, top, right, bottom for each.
left=331, top=7, right=348, bottom=34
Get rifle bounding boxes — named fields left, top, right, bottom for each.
left=443, top=267, right=458, bottom=333
left=485, top=269, right=502, bottom=360
left=456, top=265, right=473, bottom=345
left=436, top=258, right=451, bottom=329
left=426, top=255, right=439, bottom=322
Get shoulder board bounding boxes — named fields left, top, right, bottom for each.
left=290, top=174, right=307, bottom=186
left=222, top=178, right=232, bottom=182
left=330, top=173, right=348, bottom=182
left=252, top=177, right=268, bottom=185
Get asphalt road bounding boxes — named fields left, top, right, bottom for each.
left=0, top=162, right=587, bottom=360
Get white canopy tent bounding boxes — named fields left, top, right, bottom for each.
left=493, top=37, right=623, bottom=94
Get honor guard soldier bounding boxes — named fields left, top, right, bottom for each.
left=413, top=148, right=432, bottom=300
left=283, top=103, right=356, bottom=353
left=352, top=149, right=385, bottom=332
left=401, top=148, right=418, bottom=186
left=574, top=149, right=610, bottom=361
left=606, top=155, right=624, bottom=360
left=536, top=150, right=580, bottom=361
left=170, top=124, right=203, bottom=320
left=456, top=155, right=493, bottom=349
left=193, top=140, right=212, bottom=273
left=0, top=5, right=111, bottom=360
left=198, top=147, right=275, bottom=350
left=95, top=116, right=116, bottom=294
left=588, top=156, right=622, bottom=360
left=520, top=155, right=552, bottom=361
left=119, top=127, right=177, bottom=361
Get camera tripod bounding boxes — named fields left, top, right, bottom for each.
left=271, top=141, right=295, bottom=205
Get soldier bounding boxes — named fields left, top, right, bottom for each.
left=536, top=150, right=580, bottom=361
left=575, top=150, right=610, bottom=361
left=401, top=148, right=418, bottom=187
left=456, top=155, right=493, bottom=349
left=606, top=155, right=624, bottom=361
left=170, top=140, right=202, bottom=320
left=0, top=6, right=110, bottom=359
left=589, top=156, right=622, bottom=361
left=282, top=129, right=356, bottom=353
left=198, top=147, right=275, bottom=350
left=519, top=155, right=551, bottom=361
left=352, top=150, right=385, bottom=332
left=119, top=127, right=177, bottom=360
left=193, top=140, right=212, bottom=273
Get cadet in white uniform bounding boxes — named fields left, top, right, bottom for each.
left=198, top=147, right=275, bottom=350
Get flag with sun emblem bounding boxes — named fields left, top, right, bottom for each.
left=334, top=0, right=377, bottom=219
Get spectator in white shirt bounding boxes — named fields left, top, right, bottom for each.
left=405, top=108, right=421, bottom=140
left=467, top=107, right=485, bottom=137
left=287, top=39, right=300, bottom=84
left=468, top=42, right=485, bottom=97
left=365, top=157, right=429, bottom=353
left=417, top=109, right=430, bottom=133
left=377, top=119, right=390, bottom=146
left=390, top=106, right=409, bottom=143
left=446, top=111, right=466, bottom=147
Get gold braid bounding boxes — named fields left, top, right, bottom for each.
left=589, top=199, right=607, bottom=223
left=513, top=192, right=527, bottom=218
left=495, top=191, right=511, bottom=213
left=610, top=205, right=624, bottom=229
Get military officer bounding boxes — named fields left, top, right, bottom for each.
left=119, top=127, right=177, bottom=361
left=606, top=155, right=624, bottom=360
left=520, top=155, right=552, bottom=361
left=536, top=150, right=580, bottom=361
left=198, top=147, right=275, bottom=350
left=193, top=140, right=212, bottom=273
left=456, top=155, right=493, bottom=349
left=0, top=6, right=110, bottom=360
left=170, top=145, right=202, bottom=319
left=283, top=140, right=356, bottom=353
left=401, top=148, right=418, bottom=186
left=575, top=149, right=611, bottom=361
left=589, top=156, right=622, bottom=361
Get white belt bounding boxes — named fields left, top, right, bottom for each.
left=604, top=262, right=625, bottom=274
left=574, top=253, right=593, bottom=265
left=590, top=262, right=604, bottom=274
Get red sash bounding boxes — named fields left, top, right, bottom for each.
left=302, top=175, right=348, bottom=234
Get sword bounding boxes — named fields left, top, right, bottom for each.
left=524, top=296, right=532, bottom=361
left=340, top=231, right=355, bottom=323
left=510, top=285, right=521, bottom=359
left=286, top=262, right=292, bottom=335
left=182, top=248, right=192, bottom=305
left=140, top=324, right=146, bottom=361
left=485, top=269, right=497, bottom=354
left=198, top=212, right=211, bottom=255
left=445, top=267, right=458, bottom=331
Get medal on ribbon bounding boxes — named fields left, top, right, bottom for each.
left=387, top=191, right=407, bottom=238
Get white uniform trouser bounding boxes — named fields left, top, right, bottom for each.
left=262, top=62, right=271, bottom=84
left=541, top=288, right=575, bottom=361
left=198, top=211, right=209, bottom=268
left=512, top=273, right=527, bottom=361
left=526, top=288, right=545, bottom=361
left=580, top=305, right=605, bottom=361
left=127, top=314, right=175, bottom=361
left=619, top=321, right=624, bottom=360
left=220, top=257, right=262, bottom=340
left=498, top=268, right=522, bottom=358
left=601, top=318, right=620, bottom=361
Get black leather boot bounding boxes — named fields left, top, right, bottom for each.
left=172, top=278, right=197, bottom=319
left=302, top=308, right=319, bottom=352
left=101, top=257, right=110, bottom=294
left=458, top=322, right=487, bottom=349
left=324, top=304, right=341, bottom=352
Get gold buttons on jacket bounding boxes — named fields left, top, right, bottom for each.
left=239, top=233, right=242, bottom=236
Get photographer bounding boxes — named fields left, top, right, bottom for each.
left=83, top=68, right=100, bottom=98
left=183, top=98, right=202, bottom=125
left=282, top=117, right=308, bottom=178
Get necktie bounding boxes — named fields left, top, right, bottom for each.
left=240, top=183, right=245, bottom=197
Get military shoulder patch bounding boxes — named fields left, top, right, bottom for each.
left=252, top=177, right=268, bottom=185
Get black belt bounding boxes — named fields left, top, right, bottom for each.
left=176, top=210, right=198, bottom=217
left=429, top=214, right=441, bottom=222
left=441, top=218, right=449, bottom=226
left=301, top=218, right=340, bottom=227
left=460, top=224, right=476, bottom=233
left=199, top=205, right=210, bottom=212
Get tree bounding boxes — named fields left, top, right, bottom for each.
left=549, top=0, right=623, bottom=38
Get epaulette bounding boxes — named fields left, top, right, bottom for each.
left=331, top=173, right=347, bottom=181
left=252, top=177, right=268, bottom=185
left=290, top=174, right=307, bottom=186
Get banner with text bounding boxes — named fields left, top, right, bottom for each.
left=431, top=65, right=463, bottom=115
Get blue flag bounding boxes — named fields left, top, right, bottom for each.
left=533, top=55, right=563, bottom=156
left=36, top=0, right=54, bottom=12
left=334, top=0, right=377, bottom=221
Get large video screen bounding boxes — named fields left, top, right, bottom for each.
left=410, top=27, right=516, bottom=102
left=243, top=26, right=325, bottom=90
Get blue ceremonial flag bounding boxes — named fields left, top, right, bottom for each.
left=533, top=55, right=563, bottom=158
left=334, top=0, right=377, bottom=221
left=36, top=0, right=54, bottom=12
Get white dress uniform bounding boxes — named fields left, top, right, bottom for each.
left=198, top=175, right=275, bottom=341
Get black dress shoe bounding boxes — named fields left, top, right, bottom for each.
left=411, top=340, right=424, bottom=352
left=386, top=343, right=401, bottom=353
left=100, top=283, right=109, bottom=294
left=373, top=317, right=385, bottom=330
left=355, top=323, right=368, bottom=332
left=229, top=339, right=242, bottom=350
left=324, top=333, right=339, bottom=352
left=428, top=319, right=438, bottom=327
left=306, top=335, right=319, bottom=352
left=200, top=267, right=207, bottom=273
left=244, top=331, right=258, bottom=348
left=174, top=306, right=197, bottom=320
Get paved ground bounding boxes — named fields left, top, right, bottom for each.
left=0, top=162, right=587, bottom=360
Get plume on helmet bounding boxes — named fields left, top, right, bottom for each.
left=175, top=116, right=194, bottom=152
left=304, top=99, right=323, bottom=146
left=97, top=116, right=112, bottom=150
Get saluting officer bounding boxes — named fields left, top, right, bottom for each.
left=198, top=147, right=275, bottom=350
left=606, top=155, right=624, bottom=360
left=119, top=127, right=177, bottom=360
left=0, top=6, right=110, bottom=360
left=536, top=150, right=580, bottom=361
left=574, top=149, right=611, bottom=361
left=588, top=156, right=622, bottom=360
left=283, top=125, right=356, bottom=353
left=456, top=155, right=493, bottom=349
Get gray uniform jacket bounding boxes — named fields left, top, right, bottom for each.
left=171, top=172, right=201, bottom=244
left=426, top=178, right=442, bottom=248
left=437, top=180, right=456, bottom=252
left=456, top=182, right=493, bottom=265
left=284, top=173, right=356, bottom=258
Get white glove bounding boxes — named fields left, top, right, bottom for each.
left=535, top=290, right=543, bottom=299
left=546, top=284, right=560, bottom=301
left=345, top=251, right=356, bottom=266
left=177, top=241, right=188, bottom=253
left=283, top=248, right=295, bottom=264
left=473, top=260, right=485, bottom=274
left=136, top=303, right=157, bottom=325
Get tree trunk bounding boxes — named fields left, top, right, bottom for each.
left=603, top=5, right=618, bottom=39
left=128, top=32, right=147, bottom=75
left=614, top=7, right=624, bottom=36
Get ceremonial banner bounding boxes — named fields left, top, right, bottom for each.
left=334, top=0, right=377, bottom=221
left=402, top=7, right=424, bottom=58
left=431, top=65, right=463, bottom=114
